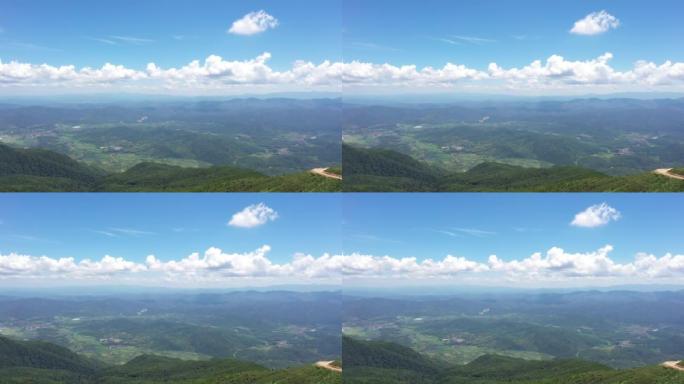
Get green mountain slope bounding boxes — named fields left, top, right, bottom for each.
left=343, top=145, right=684, bottom=192
left=0, top=143, right=101, bottom=181
left=0, top=143, right=102, bottom=191
left=0, top=144, right=340, bottom=192
left=343, top=337, right=684, bottom=384
left=0, top=336, right=99, bottom=373
left=343, top=336, right=441, bottom=375
left=343, top=144, right=440, bottom=182
left=100, top=162, right=340, bottom=192
left=0, top=336, right=341, bottom=384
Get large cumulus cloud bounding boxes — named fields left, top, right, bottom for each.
left=2, top=245, right=682, bottom=285
left=2, top=52, right=684, bottom=92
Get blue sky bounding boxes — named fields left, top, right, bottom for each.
left=0, top=194, right=341, bottom=287
left=0, top=0, right=341, bottom=95
left=0, top=193, right=341, bottom=261
left=1, top=0, right=682, bottom=95
left=343, top=0, right=684, bottom=70
left=342, top=193, right=684, bottom=287
left=0, top=193, right=682, bottom=287
left=1, top=0, right=341, bottom=69
left=343, top=194, right=681, bottom=261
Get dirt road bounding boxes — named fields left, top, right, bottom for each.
left=315, top=360, right=342, bottom=373
left=662, top=361, right=684, bottom=372
left=310, top=167, right=342, bottom=180
left=654, top=168, right=684, bottom=181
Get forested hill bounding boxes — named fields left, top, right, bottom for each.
left=0, top=143, right=101, bottom=184
left=0, top=335, right=341, bottom=384
left=343, top=144, right=684, bottom=192
left=342, top=336, right=684, bottom=384
left=0, top=143, right=340, bottom=192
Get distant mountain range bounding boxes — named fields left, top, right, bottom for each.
left=0, top=143, right=340, bottom=192
left=343, top=145, right=684, bottom=192
left=0, top=335, right=341, bottom=383
left=343, top=336, right=684, bottom=384
left=344, top=94, right=684, bottom=104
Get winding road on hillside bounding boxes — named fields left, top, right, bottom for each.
left=654, top=168, right=684, bottom=181
left=315, top=361, right=342, bottom=373
left=310, top=167, right=342, bottom=180
left=662, top=361, right=684, bottom=372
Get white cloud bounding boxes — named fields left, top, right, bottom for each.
left=0, top=53, right=342, bottom=92
left=145, top=246, right=342, bottom=280
left=450, top=35, right=496, bottom=44
left=109, top=35, right=154, bottom=45
left=340, top=60, right=487, bottom=86
left=632, top=59, right=684, bottom=85
left=1, top=246, right=683, bottom=285
left=228, top=10, right=278, bottom=36
left=93, top=227, right=155, bottom=237
left=341, top=246, right=684, bottom=284
left=0, top=247, right=341, bottom=284
left=0, top=252, right=146, bottom=278
left=228, top=203, right=279, bottom=228
left=87, top=37, right=118, bottom=45
left=571, top=203, right=621, bottom=228
left=487, top=52, right=633, bottom=86
left=2, top=52, right=684, bottom=94
left=570, top=10, right=620, bottom=35
left=0, top=59, right=146, bottom=86
left=452, top=227, right=496, bottom=237
left=146, top=245, right=279, bottom=277
left=633, top=252, right=684, bottom=278
left=147, top=52, right=286, bottom=85
left=486, top=246, right=684, bottom=281
left=341, top=253, right=489, bottom=278
left=487, top=245, right=633, bottom=278
left=321, top=53, right=683, bottom=90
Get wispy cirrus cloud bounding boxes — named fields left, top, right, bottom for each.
left=85, top=37, right=118, bottom=45
left=92, top=227, right=155, bottom=237
left=452, top=227, right=496, bottom=237
left=109, top=227, right=155, bottom=236
left=435, top=227, right=496, bottom=238
left=448, top=35, right=497, bottom=44
left=109, top=35, right=154, bottom=45
left=349, top=41, right=401, bottom=52
left=87, top=35, right=154, bottom=45
left=171, top=35, right=196, bottom=41
left=437, top=37, right=463, bottom=46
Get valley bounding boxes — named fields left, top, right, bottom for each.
left=343, top=336, right=684, bottom=384
left=343, top=98, right=684, bottom=191
left=0, top=143, right=340, bottom=192
left=343, top=144, right=684, bottom=192
left=343, top=290, right=684, bottom=370
left=0, top=98, right=342, bottom=191
left=0, top=335, right=341, bottom=383
left=0, top=291, right=341, bottom=369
